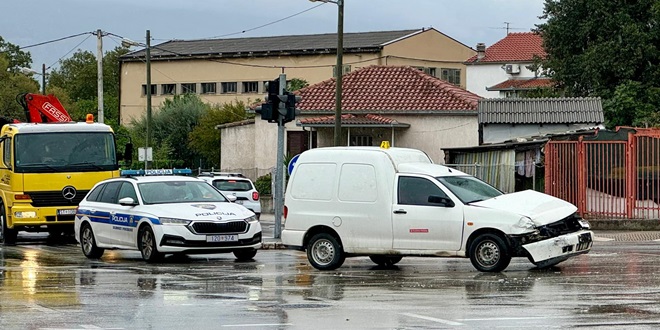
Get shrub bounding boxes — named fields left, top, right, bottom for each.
left=255, top=173, right=272, bottom=195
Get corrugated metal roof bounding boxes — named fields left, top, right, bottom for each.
left=122, top=29, right=421, bottom=60
left=478, top=98, right=604, bottom=124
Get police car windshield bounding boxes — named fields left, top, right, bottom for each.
left=138, top=181, right=228, bottom=204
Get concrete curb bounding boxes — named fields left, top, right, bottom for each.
left=589, top=219, right=660, bottom=231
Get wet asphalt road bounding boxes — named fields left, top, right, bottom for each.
left=1, top=231, right=660, bottom=329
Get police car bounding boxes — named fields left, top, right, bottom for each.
left=74, top=169, right=262, bottom=262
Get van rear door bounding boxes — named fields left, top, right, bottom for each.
left=392, top=175, right=464, bottom=251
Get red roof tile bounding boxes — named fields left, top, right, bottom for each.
left=297, top=65, right=480, bottom=112
left=466, top=32, right=545, bottom=64
left=487, top=78, right=554, bottom=91
left=298, top=114, right=409, bottom=127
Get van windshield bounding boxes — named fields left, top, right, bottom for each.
left=14, top=132, right=118, bottom=173
left=436, top=176, right=503, bottom=204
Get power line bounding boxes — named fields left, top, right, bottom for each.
left=47, top=34, right=94, bottom=70
left=206, top=3, right=326, bottom=39
left=10, top=32, right=93, bottom=51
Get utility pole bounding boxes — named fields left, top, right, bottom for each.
left=145, top=30, right=152, bottom=171
left=41, top=64, right=46, bottom=94
left=334, top=0, right=344, bottom=146
left=96, top=29, right=104, bottom=123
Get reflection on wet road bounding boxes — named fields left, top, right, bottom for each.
left=1, top=239, right=660, bottom=329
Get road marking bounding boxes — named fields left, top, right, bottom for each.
left=458, top=316, right=575, bottom=321
left=593, top=237, right=614, bottom=242
left=400, top=313, right=464, bottom=326
left=221, top=324, right=292, bottom=327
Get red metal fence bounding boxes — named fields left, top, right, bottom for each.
left=545, top=129, right=660, bottom=219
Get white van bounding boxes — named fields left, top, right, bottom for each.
left=281, top=146, right=593, bottom=272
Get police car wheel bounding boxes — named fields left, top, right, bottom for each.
left=233, top=248, right=257, bottom=261
left=80, top=223, right=104, bottom=258
left=138, top=226, right=162, bottom=262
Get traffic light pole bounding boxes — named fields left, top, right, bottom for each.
left=274, top=73, right=286, bottom=239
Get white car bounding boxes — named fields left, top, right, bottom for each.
left=197, top=172, right=262, bottom=220
left=283, top=146, right=593, bottom=272
left=74, top=172, right=262, bottom=262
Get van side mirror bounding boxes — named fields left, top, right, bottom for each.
left=428, top=195, right=455, bottom=207
left=124, top=143, right=133, bottom=163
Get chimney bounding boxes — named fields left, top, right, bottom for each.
left=476, top=43, right=486, bottom=60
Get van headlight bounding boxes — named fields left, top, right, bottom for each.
left=159, top=217, right=191, bottom=225
left=515, top=216, right=536, bottom=230
left=245, top=215, right=258, bottom=223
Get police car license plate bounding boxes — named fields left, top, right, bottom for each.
left=57, top=209, right=77, bottom=215
left=207, top=234, right=238, bottom=242
left=235, top=200, right=243, bottom=204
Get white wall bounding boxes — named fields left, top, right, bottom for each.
left=466, top=63, right=537, bottom=98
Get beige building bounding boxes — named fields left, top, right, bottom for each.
left=118, top=28, right=475, bottom=125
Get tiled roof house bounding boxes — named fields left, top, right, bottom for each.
left=465, top=32, right=553, bottom=98
left=219, top=65, right=482, bottom=173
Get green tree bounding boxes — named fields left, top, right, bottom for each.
left=537, top=0, right=660, bottom=126
left=287, top=78, right=309, bottom=91
left=0, top=37, right=38, bottom=119
left=0, top=36, right=32, bottom=70
left=47, top=47, right=129, bottom=125
left=0, top=56, right=39, bottom=120
left=129, top=94, right=209, bottom=168
left=188, top=100, right=250, bottom=167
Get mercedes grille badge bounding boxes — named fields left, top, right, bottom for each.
left=62, top=186, right=77, bottom=200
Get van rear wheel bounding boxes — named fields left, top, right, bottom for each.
left=307, top=233, right=345, bottom=270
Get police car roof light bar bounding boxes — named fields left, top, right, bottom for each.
left=120, top=168, right=193, bottom=177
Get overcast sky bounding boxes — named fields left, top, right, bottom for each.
left=2, top=0, right=545, bottom=72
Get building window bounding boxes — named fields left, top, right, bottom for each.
left=416, top=67, right=437, bottom=77
left=201, top=82, right=217, bottom=94
left=333, top=64, right=351, bottom=77
left=181, top=83, right=196, bottom=94
left=161, top=84, right=175, bottom=95
left=141, top=84, right=157, bottom=96
left=350, top=135, right=373, bottom=146
left=242, top=81, right=259, bottom=94
left=441, top=68, right=461, bottom=85
left=222, top=82, right=237, bottom=94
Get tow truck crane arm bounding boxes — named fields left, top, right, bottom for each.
left=16, top=93, right=72, bottom=123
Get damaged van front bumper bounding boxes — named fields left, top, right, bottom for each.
left=522, top=230, right=593, bottom=265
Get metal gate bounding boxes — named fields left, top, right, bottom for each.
left=545, top=129, right=660, bottom=219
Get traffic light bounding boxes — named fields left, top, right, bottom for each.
left=283, top=93, right=302, bottom=123
left=266, top=78, right=280, bottom=110
left=255, top=102, right=276, bottom=122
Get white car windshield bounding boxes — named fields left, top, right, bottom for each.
left=436, top=175, right=503, bottom=204
left=138, top=181, right=228, bottom=204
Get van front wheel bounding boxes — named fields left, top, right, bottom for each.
left=469, top=233, right=511, bottom=272
left=307, top=233, right=345, bottom=270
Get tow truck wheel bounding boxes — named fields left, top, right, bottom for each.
left=0, top=204, right=17, bottom=246
left=469, top=233, right=511, bottom=272
left=307, top=233, right=345, bottom=270
left=369, top=255, right=403, bottom=267
left=233, top=248, right=257, bottom=261
left=80, top=222, right=104, bottom=258
left=138, top=225, right=162, bottom=262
